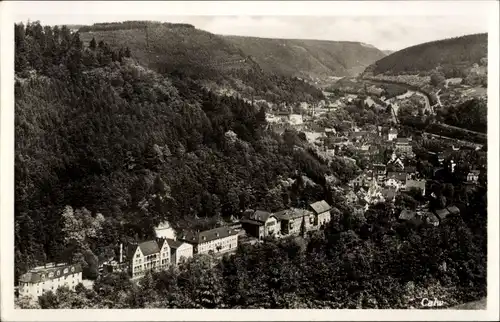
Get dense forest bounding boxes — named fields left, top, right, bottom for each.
left=364, top=33, right=487, bottom=78
left=438, top=98, right=487, bottom=133
left=77, top=21, right=324, bottom=104
left=14, top=21, right=337, bottom=281
left=78, top=21, right=195, bottom=32
left=14, top=21, right=487, bottom=309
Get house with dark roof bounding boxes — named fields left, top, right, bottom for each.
left=399, top=209, right=417, bottom=221
left=178, top=226, right=240, bottom=255
left=127, top=239, right=170, bottom=278
left=18, top=263, right=82, bottom=298
left=274, top=208, right=315, bottom=236
left=309, top=200, right=333, bottom=227
left=387, top=171, right=408, bottom=183
left=434, top=208, right=451, bottom=222
left=381, top=187, right=397, bottom=202
left=446, top=205, right=460, bottom=216
left=240, top=209, right=280, bottom=240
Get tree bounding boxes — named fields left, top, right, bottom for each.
left=300, top=216, right=306, bottom=237
left=89, top=37, right=97, bottom=50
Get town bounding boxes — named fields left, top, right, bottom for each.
left=10, top=14, right=490, bottom=312
left=17, top=77, right=486, bottom=301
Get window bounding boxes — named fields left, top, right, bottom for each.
left=56, top=270, right=61, bottom=276
left=63, top=268, right=69, bottom=274
left=71, top=266, right=75, bottom=273
left=48, top=272, right=54, bottom=278
left=136, top=253, right=140, bottom=258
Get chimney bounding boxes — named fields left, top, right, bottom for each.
left=119, top=243, right=123, bottom=263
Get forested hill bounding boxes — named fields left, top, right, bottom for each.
left=14, top=21, right=347, bottom=280
left=363, top=33, right=488, bottom=77
left=224, top=35, right=386, bottom=79
left=77, top=21, right=324, bottom=104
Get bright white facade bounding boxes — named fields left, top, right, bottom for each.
left=18, top=263, right=83, bottom=299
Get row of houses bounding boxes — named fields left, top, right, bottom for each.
left=122, top=200, right=333, bottom=279
left=239, top=200, right=332, bottom=240
left=398, top=205, right=461, bottom=227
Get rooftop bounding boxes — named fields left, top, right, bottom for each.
left=309, top=200, right=332, bottom=215
left=179, top=226, right=239, bottom=244
left=19, top=263, right=82, bottom=284
left=399, top=209, right=417, bottom=221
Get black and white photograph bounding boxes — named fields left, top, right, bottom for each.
left=1, top=1, right=499, bottom=321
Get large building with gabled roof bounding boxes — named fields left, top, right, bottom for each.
left=127, top=237, right=193, bottom=278
left=178, top=226, right=239, bottom=255
left=18, top=263, right=82, bottom=299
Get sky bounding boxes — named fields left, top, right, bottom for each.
left=10, top=1, right=491, bottom=51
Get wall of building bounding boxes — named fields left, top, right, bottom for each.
left=197, top=235, right=238, bottom=255
left=19, top=272, right=82, bottom=299
left=175, top=243, right=194, bottom=264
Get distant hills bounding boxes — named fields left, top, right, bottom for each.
left=224, top=35, right=386, bottom=79
left=79, top=21, right=324, bottom=103
left=78, top=21, right=387, bottom=100
left=364, top=33, right=488, bottom=78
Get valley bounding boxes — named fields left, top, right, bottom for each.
left=13, top=19, right=488, bottom=310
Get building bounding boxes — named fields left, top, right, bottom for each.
left=166, top=239, right=193, bottom=265
left=289, top=114, right=304, bottom=125
left=127, top=239, right=171, bottom=278
left=386, top=171, right=408, bottom=184
left=385, top=178, right=404, bottom=191
left=18, top=263, right=82, bottom=299
left=382, top=187, right=397, bottom=203
left=388, top=128, right=398, bottom=141
left=178, top=226, right=239, bottom=255
left=405, top=179, right=427, bottom=196
left=274, top=208, right=314, bottom=236
left=399, top=209, right=417, bottom=221
left=446, top=205, right=461, bottom=216
left=309, top=200, right=333, bottom=227
left=394, top=138, right=413, bottom=155
left=434, top=208, right=450, bottom=223
left=372, top=163, right=387, bottom=182
left=240, top=210, right=280, bottom=240
left=350, top=173, right=370, bottom=188
left=155, top=221, right=176, bottom=240
left=467, top=170, right=480, bottom=183
left=387, top=152, right=405, bottom=171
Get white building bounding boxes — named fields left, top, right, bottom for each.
left=127, top=239, right=170, bottom=279
left=289, top=114, right=304, bottom=125
left=388, top=128, right=398, bottom=141
left=178, top=226, right=239, bottom=255
left=166, top=239, right=194, bottom=265
left=127, top=237, right=193, bottom=278
left=155, top=221, right=176, bottom=240
left=18, top=263, right=82, bottom=299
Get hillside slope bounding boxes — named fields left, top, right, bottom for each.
left=79, top=21, right=324, bottom=103
left=225, top=35, right=386, bottom=79
left=15, top=21, right=339, bottom=279
left=363, top=33, right=487, bottom=78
